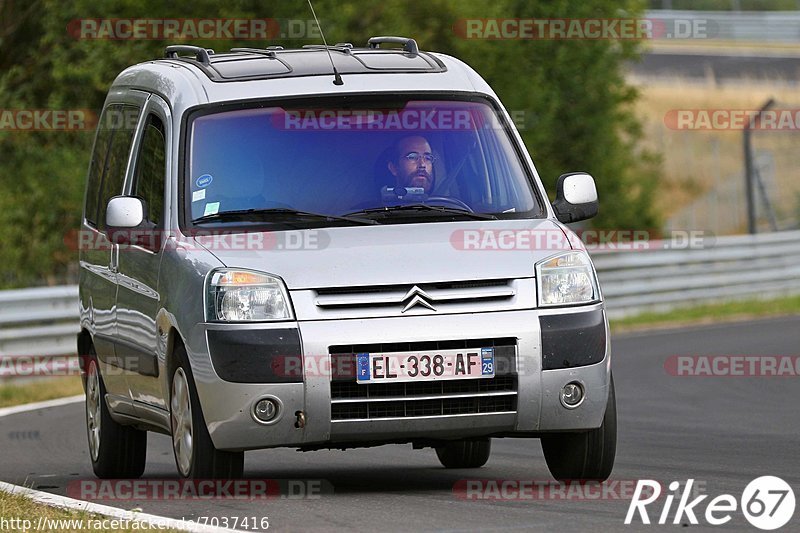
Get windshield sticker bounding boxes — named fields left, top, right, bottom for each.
left=192, top=189, right=206, bottom=202
left=196, top=174, right=213, bottom=188
left=203, top=202, right=220, bottom=216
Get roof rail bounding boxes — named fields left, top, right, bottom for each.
left=230, top=47, right=277, bottom=58
left=301, top=44, right=353, bottom=54
left=367, top=36, right=418, bottom=55
left=164, top=45, right=214, bottom=64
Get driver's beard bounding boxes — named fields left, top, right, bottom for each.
left=406, top=171, right=433, bottom=194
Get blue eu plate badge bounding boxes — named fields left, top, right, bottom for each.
left=356, top=353, right=370, bottom=382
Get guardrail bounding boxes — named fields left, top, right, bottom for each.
left=0, top=285, right=79, bottom=361
left=1, top=230, right=799, bottom=368
left=593, top=229, right=800, bottom=319
left=646, top=10, right=800, bottom=43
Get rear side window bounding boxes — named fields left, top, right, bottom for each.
left=84, top=104, right=140, bottom=228
left=132, top=115, right=166, bottom=227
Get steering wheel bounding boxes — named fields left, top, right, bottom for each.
left=425, top=196, right=474, bottom=213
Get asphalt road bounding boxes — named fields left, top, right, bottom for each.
left=2, top=317, right=798, bottom=532
left=631, top=51, right=800, bottom=83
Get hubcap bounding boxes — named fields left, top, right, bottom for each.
left=171, top=368, right=193, bottom=477
left=86, top=361, right=101, bottom=462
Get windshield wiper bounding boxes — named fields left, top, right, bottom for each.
left=344, top=204, right=497, bottom=220
left=193, top=208, right=379, bottom=225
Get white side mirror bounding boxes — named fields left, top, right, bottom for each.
left=106, top=196, right=144, bottom=228
left=561, top=173, right=598, bottom=204
left=553, top=172, right=599, bottom=223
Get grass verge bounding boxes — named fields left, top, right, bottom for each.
left=0, top=376, right=83, bottom=408
left=0, top=489, right=180, bottom=532
left=610, top=294, right=800, bottom=333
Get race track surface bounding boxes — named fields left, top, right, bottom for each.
left=2, top=317, right=798, bottom=532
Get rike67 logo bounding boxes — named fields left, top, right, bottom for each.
left=626, top=477, right=795, bottom=530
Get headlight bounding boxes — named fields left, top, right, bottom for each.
left=206, top=269, right=293, bottom=321
left=536, top=251, right=600, bottom=307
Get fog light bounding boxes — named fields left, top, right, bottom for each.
left=560, top=382, right=584, bottom=409
left=253, top=398, right=280, bottom=423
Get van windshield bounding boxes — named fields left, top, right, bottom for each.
left=186, top=96, right=543, bottom=227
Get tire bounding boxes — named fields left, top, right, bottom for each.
left=435, top=438, right=491, bottom=468
left=170, top=344, right=244, bottom=479
left=85, top=348, right=147, bottom=479
left=541, top=375, right=617, bottom=481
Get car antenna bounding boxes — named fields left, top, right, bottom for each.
left=307, top=0, right=344, bottom=85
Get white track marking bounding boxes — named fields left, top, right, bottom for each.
left=0, top=397, right=240, bottom=532
left=0, top=481, right=239, bottom=532
left=0, top=394, right=84, bottom=418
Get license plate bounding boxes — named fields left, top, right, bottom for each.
left=356, top=347, right=495, bottom=384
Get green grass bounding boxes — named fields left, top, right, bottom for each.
left=610, top=294, right=800, bottom=332
left=0, top=377, right=84, bottom=408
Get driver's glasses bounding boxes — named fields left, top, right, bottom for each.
left=403, top=152, right=435, bottom=164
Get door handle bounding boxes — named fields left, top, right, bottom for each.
left=109, top=245, right=119, bottom=273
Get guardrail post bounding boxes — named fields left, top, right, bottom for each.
left=743, top=98, right=775, bottom=235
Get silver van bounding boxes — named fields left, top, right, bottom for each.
left=78, top=37, right=615, bottom=481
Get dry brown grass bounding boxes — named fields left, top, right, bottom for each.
left=631, top=77, right=800, bottom=230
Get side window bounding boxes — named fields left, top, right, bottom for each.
left=97, top=105, right=140, bottom=230
left=84, top=107, right=114, bottom=226
left=132, top=115, right=166, bottom=227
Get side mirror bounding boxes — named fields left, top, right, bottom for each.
left=106, top=196, right=145, bottom=229
left=105, top=196, right=157, bottom=248
left=552, top=172, right=599, bottom=223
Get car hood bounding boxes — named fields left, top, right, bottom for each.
left=194, top=218, right=573, bottom=289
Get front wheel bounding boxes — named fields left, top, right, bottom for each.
left=85, top=350, right=147, bottom=479
left=170, top=345, right=244, bottom=479
left=435, top=437, right=491, bottom=468
left=541, top=375, right=617, bottom=481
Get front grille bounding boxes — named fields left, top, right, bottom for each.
left=317, top=279, right=511, bottom=297
left=331, top=375, right=516, bottom=399
left=331, top=390, right=517, bottom=420
left=329, top=339, right=518, bottom=421
left=315, top=280, right=515, bottom=310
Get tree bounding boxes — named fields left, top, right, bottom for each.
left=0, top=0, right=660, bottom=287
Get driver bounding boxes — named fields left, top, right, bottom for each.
left=387, top=135, right=435, bottom=195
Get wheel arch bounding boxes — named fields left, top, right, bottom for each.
left=77, top=328, right=94, bottom=388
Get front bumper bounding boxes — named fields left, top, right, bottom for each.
left=186, top=304, right=611, bottom=451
